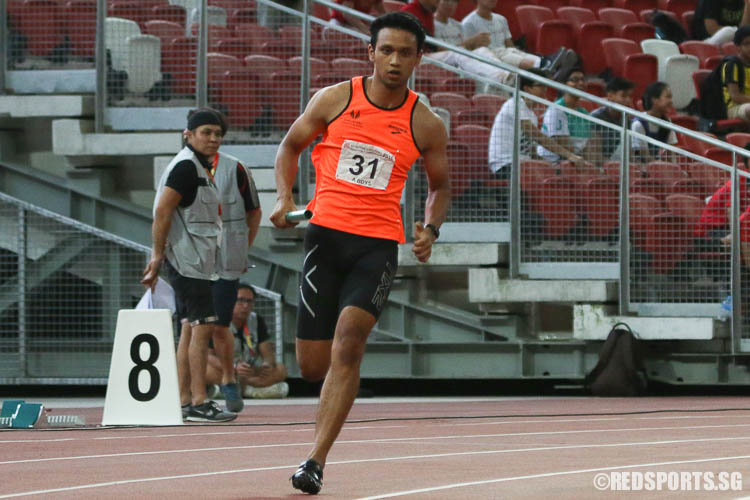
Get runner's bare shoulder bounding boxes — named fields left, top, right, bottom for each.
left=411, top=98, right=448, bottom=152
left=309, top=80, right=354, bottom=124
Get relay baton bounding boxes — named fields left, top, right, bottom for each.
left=285, top=209, right=313, bottom=222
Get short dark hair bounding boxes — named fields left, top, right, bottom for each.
left=519, top=68, right=548, bottom=91
left=370, top=12, right=426, bottom=53
left=186, top=106, right=227, bottom=136
left=735, top=25, right=750, bottom=45
left=605, top=77, right=635, bottom=94
left=559, top=66, right=584, bottom=83
left=641, top=81, right=669, bottom=110
left=238, top=282, right=256, bottom=299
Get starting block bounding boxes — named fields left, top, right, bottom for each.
left=0, top=401, right=44, bottom=428
left=46, top=415, right=86, bottom=427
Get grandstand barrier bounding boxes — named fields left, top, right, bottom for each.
left=3, top=0, right=750, bottom=358
left=0, top=191, right=283, bottom=383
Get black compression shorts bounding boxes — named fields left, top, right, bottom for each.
left=211, top=278, right=239, bottom=327
left=163, top=259, right=217, bottom=325
left=297, top=223, right=397, bottom=341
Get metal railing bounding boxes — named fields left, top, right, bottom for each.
left=0, top=192, right=283, bottom=382
left=3, top=0, right=750, bottom=352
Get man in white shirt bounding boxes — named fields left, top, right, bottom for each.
left=430, top=0, right=511, bottom=83
left=461, top=0, right=576, bottom=78
left=488, top=69, right=584, bottom=179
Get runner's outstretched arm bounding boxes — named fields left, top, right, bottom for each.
left=412, top=102, right=451, bottom=263
left=270, top=84, right=350, bottom=228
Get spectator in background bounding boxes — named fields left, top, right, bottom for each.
left=537, top=67, right=597, bottom=166
left=722, top=25, right=750, bottom=122
left=631, top=82, right=678, bottom=162
left=460, top=0, right=577, bottom=77
left=330, top=0, right=386, bottom=34
left=488, top=69, right=584, bottom=180
left=400, top=0, right=439, bottom=36
left=692, top=0, right=750, bottom=46
left=590, top=77, right=635, bottom=163
left=141, top=107, right=237, bottom=423
left=431, top=0, right=511, bottom=84
left=206, top=284, right=289, bottom=399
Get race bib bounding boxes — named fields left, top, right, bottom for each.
left=336, top=140, right=395, bottom=190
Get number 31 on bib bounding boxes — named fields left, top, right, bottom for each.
left=336, top=140, right=395, bottom=190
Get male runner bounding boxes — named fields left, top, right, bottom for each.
left=270, top=11, right=451, bottom=495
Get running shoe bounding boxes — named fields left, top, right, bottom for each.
left=185, top=400, right=237, bottom=422
left=181, top=403, right=190, bottom=420
left=206, top=384, right=220, bottom=399
left=244, top=382, right=289, bottom=399
left=220, top=382, right=244, bottom=412
left=291, top=459, right=323, bottom=495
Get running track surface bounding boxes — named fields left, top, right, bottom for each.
left=2, top=396, right=750, bottom=499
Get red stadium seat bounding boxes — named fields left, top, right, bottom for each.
left=287, top=55, right=329, bottom=77
left=578, top=22, right=614, bottom=75
left=681, top=10, right=694, bottom=37
left=644, top=161, right=687, bottom=183
left=584, top=176, right=620, bottom=236
left=453, top=125, right=492, bottom=196
left=530, top=176, right=579, bottom=236
left=454, top=109, right=494, bottom=129
left=431, top=92, right=472, bottom=131
left=15, top=0, right=65, bottom=57
left=163, top=37, right=197, bottom=95
left=215, top=69, right=262, bottom=129
left=665, top=193, right=704, bottom=233
left=531, top=0, right=569, bottom=10
left=109, top=1, right=148, bottom=27
left=598, top=7, right=638, bottom=25
left=680, top=41, right=721, bottom=70
left=556, top=6, right=596, bottom=34
left=687, top=161, right=730, bottom=197
left=630, top=193, right=663, bottom=234
left=642, top=212, right=694, bottom=273
left=471, top=93, right=506, bottom=116
left=669, top=178, right=704, bottom=198
left=725, top=133, right=750, bottom=148
left=537, top=20, right=576, bottom=57
left=570, top=0, right=611, bottom=11
left=65, top=0, right=97, bottom=58
left=623, top=53, right=658, bottom=102
left=330, top=57, right=372, bottom=80
left=493, top=0, right=524, bottom=42
left=268, top=71, right=302, bottom=129
left=620, top=23, right=655, bottom=44
left=441, top=77, right=476, bottom=99
left=722, top=41, right=737, bottom=56
left=143, top=20, right=184, bottom=45
left=415, top=63, right=456, bottom=96
left=612, top=0, right=657, bottom=16
left=446, top=142, right=472, bottom=198
left=243, top=54, right=285, bottom=79
left=515, top=5, right=555, bottom=54
left=602, top=37, right=640, bottom=75
left=227, top=8, right=257, bottom=30
left=150, top=4, right=186, bottom=26
left=669, top=113, right=697, bottom=131
left=214, top=38, right=254, bottom=59
left=234, top=23, right=276, bottom=51
left=657, top=0, right=694, bottom=20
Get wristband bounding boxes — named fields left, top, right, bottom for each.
left=425, top=223, right=440, bottom=240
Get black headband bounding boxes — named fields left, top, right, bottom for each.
left=187, top=110, right=226, bottom=135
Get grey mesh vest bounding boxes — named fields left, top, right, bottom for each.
left=213, top=152, right=258, bottom=279
left=154, top=146, right=221, bottom=280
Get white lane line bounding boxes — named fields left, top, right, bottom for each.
left=354, top=454, right=750, bottom=500
left=443, top=414, right=750, bottom=427
left=3, top=438, right=750, bottom=498
left=0, top=424, right=405, bottom=445
left=5, top=422, right=750, bottom=465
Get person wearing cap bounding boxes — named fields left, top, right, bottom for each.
left=142, top=107, right=252, bottom=423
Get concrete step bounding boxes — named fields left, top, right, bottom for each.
left=469, top=268, right=617, bottom=303
left=573, top=304, right=729, bottom=340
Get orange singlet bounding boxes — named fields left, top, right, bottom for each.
left=308, top=76, right=422, bottom=243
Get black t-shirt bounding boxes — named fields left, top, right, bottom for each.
left=591, top=106, right=622, bottom=160
left=693, top=0, right=745, bottom=40
left=165, top=145, right=259, bottom=211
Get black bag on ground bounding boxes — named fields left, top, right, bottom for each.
left=584, top=322, right=648, bottom=397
